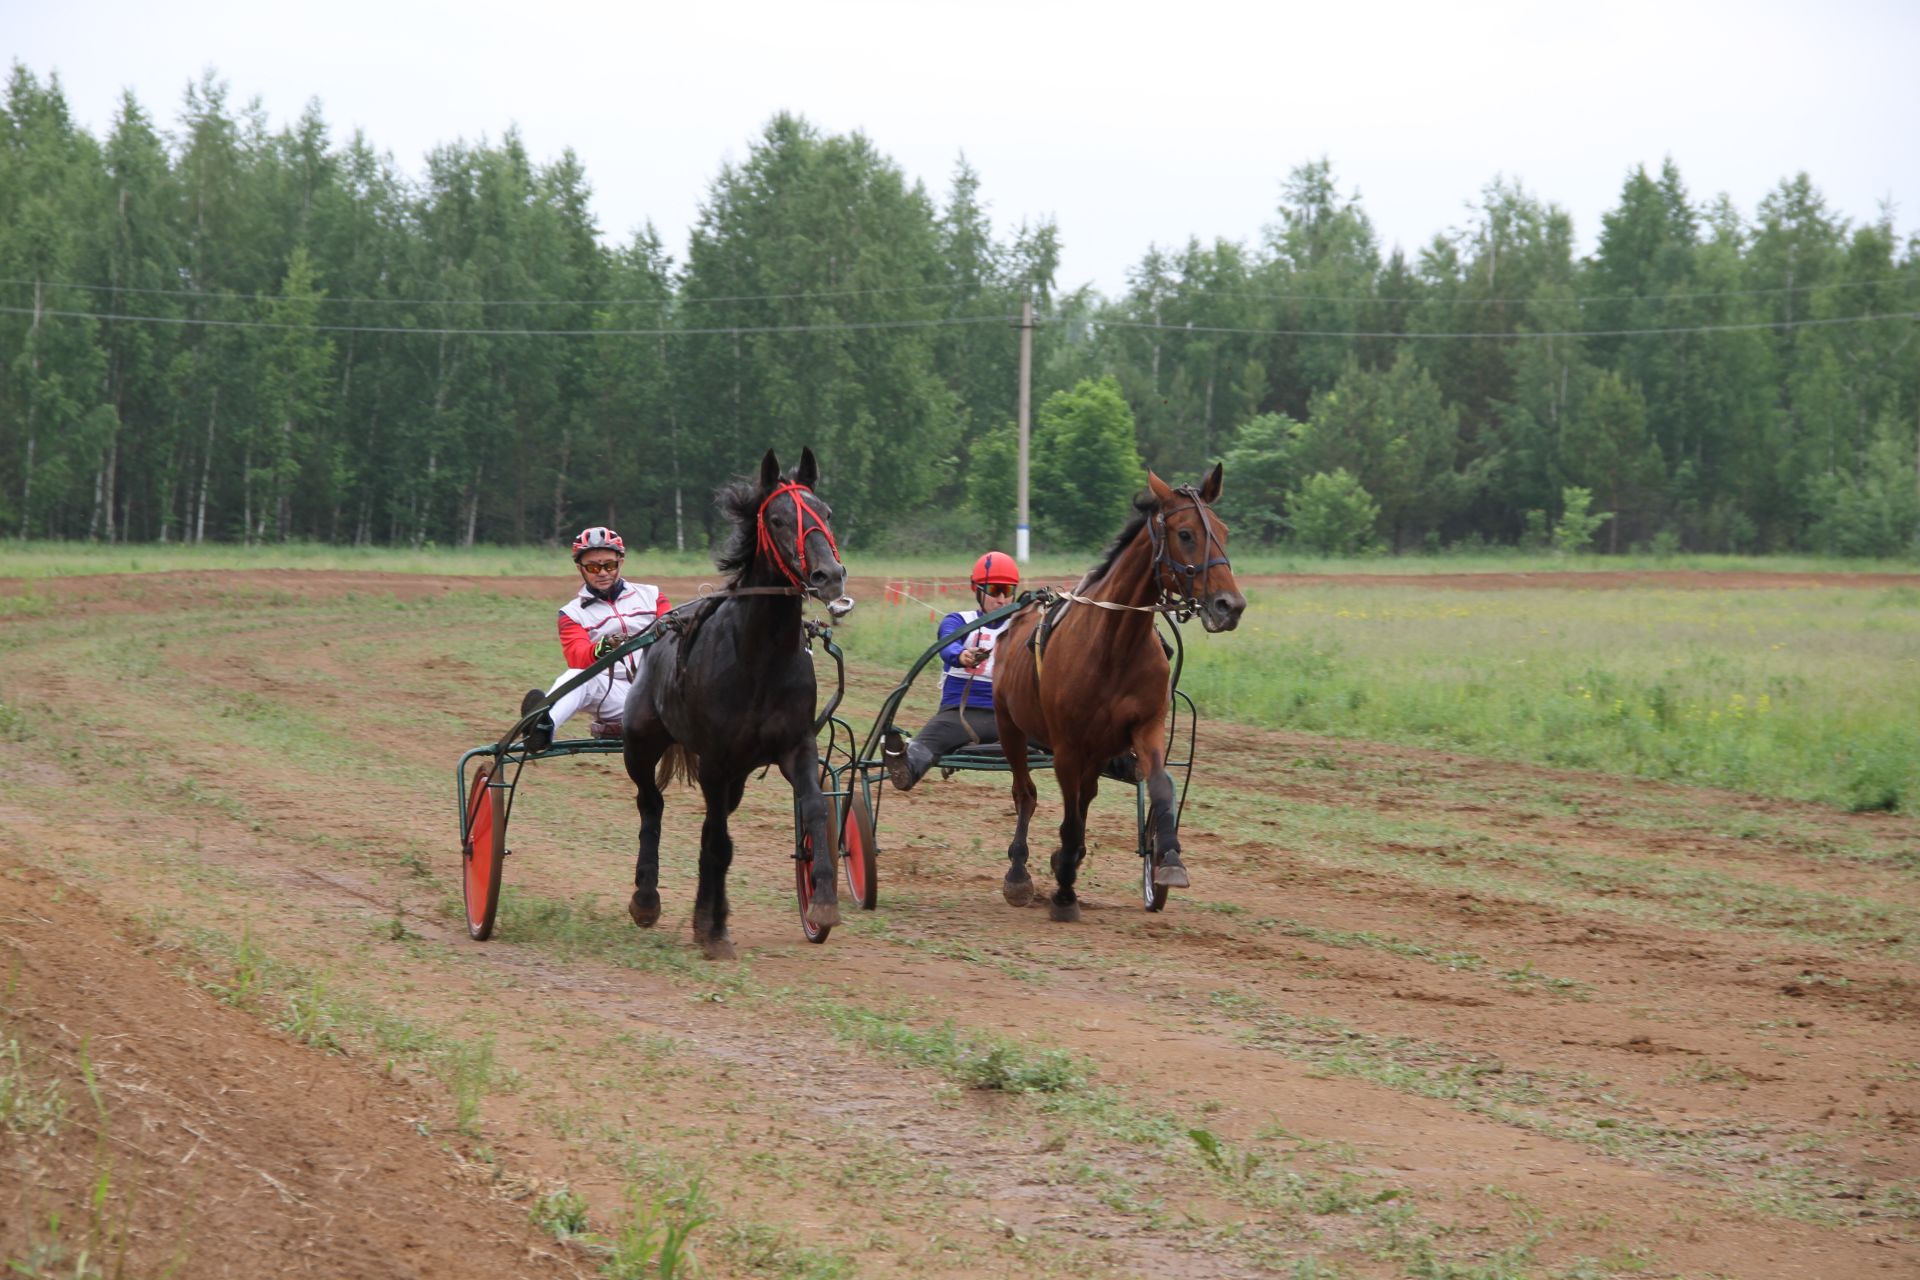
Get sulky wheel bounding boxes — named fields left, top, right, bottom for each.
left=1139, top=825, right=1170, bottom=913
left=794, top=828, right=833, bottom=944
left=462, top=762, right=509, bottom=940
left=839, top=789, right=879, bottom=910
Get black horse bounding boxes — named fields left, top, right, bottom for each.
left=621, top=448, right=848, bottom=959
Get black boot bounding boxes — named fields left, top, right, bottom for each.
left=882, top=729, right=922, bottom=792
left=520, top=688, right=554, bottom=752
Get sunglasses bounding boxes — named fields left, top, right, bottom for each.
left=579, top=559, right=622, bottom=574
left=982, top=583, right=1014, bottom=597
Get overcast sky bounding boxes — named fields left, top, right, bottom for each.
left=12, top=0, right=1919, bottom=298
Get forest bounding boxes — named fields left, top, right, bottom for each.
left=2, top=64, right=1917, bottom=555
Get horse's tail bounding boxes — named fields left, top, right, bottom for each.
left=656, top=744, right=699, bottom=790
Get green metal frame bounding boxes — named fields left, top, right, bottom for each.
left=457, top=620, right=857, bottom=860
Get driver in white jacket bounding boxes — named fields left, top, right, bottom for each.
left=520, top=526, right=670, bottom=750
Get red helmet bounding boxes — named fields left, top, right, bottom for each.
left=571, top=526, right=625, bottom=561
left=970, top=551, right=1020, bottom=590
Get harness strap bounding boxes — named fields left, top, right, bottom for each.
left=1029, top=594, right=1072, bottom=695
left=655, top=583, right=804, bottom=656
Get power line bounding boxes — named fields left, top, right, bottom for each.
left=1123, top=275, right=1915, bottom=307
left=6, top=303, right=1911, bottom=341
left=0, top=275, right=992, bottom=309
left=5, top=270, right=1910, bottom=312
left=1089, top=312, right=1919, bottom=340
left=0, top=305, right=1015, bottom=337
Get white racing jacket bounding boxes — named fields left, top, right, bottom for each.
left=557, top=579, right=670, bottom=681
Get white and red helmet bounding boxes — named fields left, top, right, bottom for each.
left=571, top=526, right=625, bottom=562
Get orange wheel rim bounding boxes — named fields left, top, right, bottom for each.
left=796, top=830, right=828, bottom=941
left=843, top=809, right=869, bottom=899
left=464, top=769, right=498, bottom=932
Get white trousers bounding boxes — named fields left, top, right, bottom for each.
left=545, top=655, right=643, bottom=733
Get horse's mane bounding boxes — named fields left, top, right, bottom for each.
left=711, top=470, right=778, bottom=583
left=666, top=464, right=806, bottom=647
left=1080, top=491, right=1159, bottom=590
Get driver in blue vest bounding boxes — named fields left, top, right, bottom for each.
left=883, top=551, right=1020, bottom=791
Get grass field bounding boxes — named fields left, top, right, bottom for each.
left=839, top=583, right=1920, bottom=815
left=3, top=559, right=1916, bottom=1278
left=6, top=540, right=1918, bottom=814
left=2, top=537, right=1913, bottom=582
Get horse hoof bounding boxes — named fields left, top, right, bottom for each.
left=1153, top=865, right=1191, bottom=888
left=628, top=892, right=661, bottom=929
left=805, top=900, right=840, bottom=928
left=701, top=935, right=737, bottom=961
left=1049, top=899, right=1081, bottom=923
left=1002, top=874, right=1034, bottom=907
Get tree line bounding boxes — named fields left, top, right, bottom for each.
left=3, top=65, right=1917, bottom=556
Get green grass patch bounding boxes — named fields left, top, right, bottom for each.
left=0, top=538, right=705, bottom=580
left=0, top=1022, right=158, bottom=1280
left=599, top=1180, right=710, bottom=1280
left=837, top=581, right=1920, bottom=813
left=176, top=923, right=515, bottom=1133
left=6, top=537, right=1908, bottom=581
left=710, top=1221, right=856, bottom=1280
left=1252, top=916, right=1487, bottom=972
left=1206, top=785, right=1920, bottom=955
left=812, top=1003, right=1087, bottom=1094
left=1203, top=987, right=1897, bottom=1227
left=0, top=1032, right=72, bottom=1138
left=18, top=537, right=1920, bottom=819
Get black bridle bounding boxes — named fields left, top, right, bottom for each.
left=1145, top=485, right=1231, bottom=623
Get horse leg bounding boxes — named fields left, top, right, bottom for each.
left=629, top=763, right=667, bottom=928
left=691, top=770, right=746, bottom=960
left=1132, top=722, right=1188, bottom=887
left=779, top=743, right=839, bottom=929
left=999, top=721, right=1038, bottom=907
left=622, top=695, right=674, bottom=928
left=1047, top=753, right=1098, bottom=923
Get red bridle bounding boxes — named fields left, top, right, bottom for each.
left=755, top=482, right=839, bottom=591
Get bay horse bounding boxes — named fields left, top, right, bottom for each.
left=993, top=465, right=1244, bottom=921
left=621, top=448, right=847, bottom=958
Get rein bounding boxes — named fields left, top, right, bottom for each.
left=1052, top=591, right=1162, bottom=614
left=755, top=481, right=839, bottom=591
left=694, top=584, right=804, bottom=601
left=952, top=595, right=1004, bottom=748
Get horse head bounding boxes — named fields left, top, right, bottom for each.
left=752, top=447, right=847, bottom=606
left=1147, top=464, right=1245, bottom=633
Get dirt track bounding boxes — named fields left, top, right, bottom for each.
left=1, top=570, right=1915, bottom=1278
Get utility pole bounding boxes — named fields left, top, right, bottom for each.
left=1015, top=297, right=1033, bottom=563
